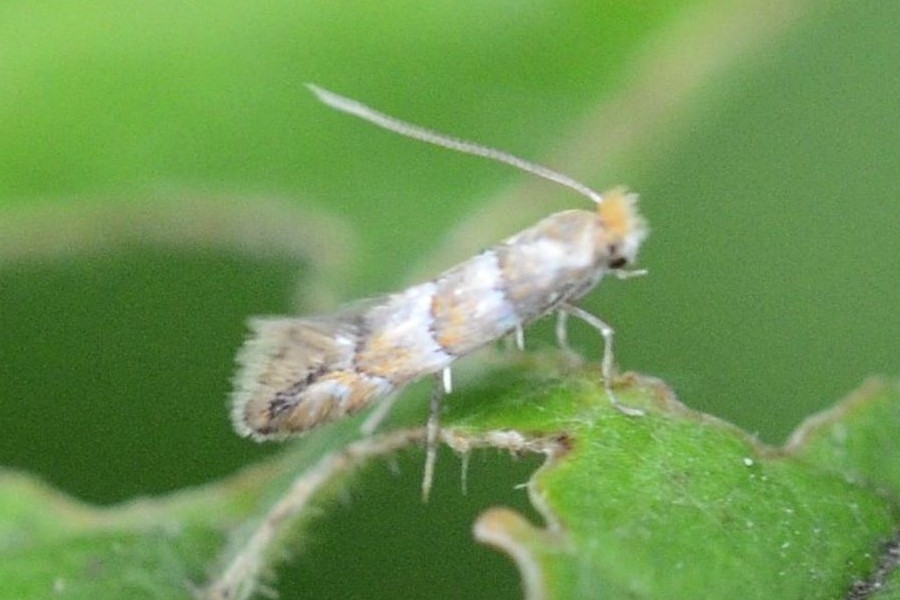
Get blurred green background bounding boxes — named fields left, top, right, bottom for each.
left=1, top=0, right=898, bottom=597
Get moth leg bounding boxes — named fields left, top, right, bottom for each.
left=556, top=309, right=592, bottom=356
left=557, top=303, right=616, bottom=384
left=614, top=268, right=648, bottom=280
left=422, top=369, right=447, bottom=501
left=502, top=323, right=525, bottom=352
left=558, top=303, right=644, bottom=417
left=459, top=451, right=470, bottom=496
left=554, top=309, right=582, bottom=367
left=442, top=365, right=453, bottom=394
left=360, top=392, right=399, bottom=435
left=555, top=310, right=570, bottom=351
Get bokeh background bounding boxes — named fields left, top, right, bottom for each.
left=1, top=0, right=897, bottom=597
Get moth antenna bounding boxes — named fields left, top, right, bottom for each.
left=306, top=83, right=604, bottom=205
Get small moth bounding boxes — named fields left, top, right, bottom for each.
left=231, top=85, right=648, bottom=497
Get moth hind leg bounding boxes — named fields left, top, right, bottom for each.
left=421, top=368, right=450, bottom=502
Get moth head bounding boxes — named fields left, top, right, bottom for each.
left=597, top=187, right=648, bottom=270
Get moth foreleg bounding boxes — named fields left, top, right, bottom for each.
left=558, top=302, right=644, bottom=417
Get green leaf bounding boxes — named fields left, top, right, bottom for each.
left=0, top=468, right=244, bottom=599
left=2, top=0, right=899, bottom=599
left=5, top=367, right=896, bottom=599
left=460, top=371, right=900, bottom=599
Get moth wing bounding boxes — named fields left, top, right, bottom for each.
left=230, top=315, right=361, bottom=439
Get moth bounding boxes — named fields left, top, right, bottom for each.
left=231, top=85, right=648, bottom=497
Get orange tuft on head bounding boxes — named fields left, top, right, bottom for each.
left=598, top=187, right=642, bottom=238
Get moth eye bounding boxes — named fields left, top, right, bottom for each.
left=609, top=256, right=628, bottom=269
